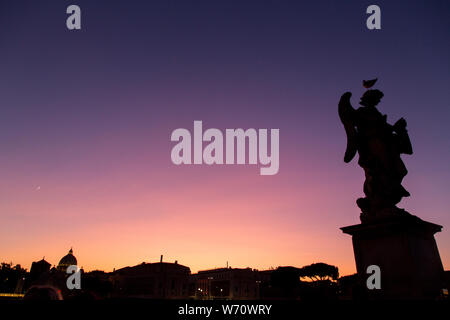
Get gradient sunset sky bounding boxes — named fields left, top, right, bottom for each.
left=1, top=0, right=449, bottom=276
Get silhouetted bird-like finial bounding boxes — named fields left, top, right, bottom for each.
left=363, top=78, right=378, bottom=88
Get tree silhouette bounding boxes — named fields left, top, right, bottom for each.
left=298, top=263, right=339, bottom=282
left=0, top=262, right=28, bottom=293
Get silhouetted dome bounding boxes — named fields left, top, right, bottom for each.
left=57, top=248, right=77, bottom=270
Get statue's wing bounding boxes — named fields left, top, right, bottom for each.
left=338, top=92, right=358, bottom=163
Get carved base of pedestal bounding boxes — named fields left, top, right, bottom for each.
left=341, top=215, right=445, bottom=299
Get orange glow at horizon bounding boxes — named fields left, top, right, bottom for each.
left=1, top=131, right=449, bottom=277
left=0, top=162, right=363, bottom=276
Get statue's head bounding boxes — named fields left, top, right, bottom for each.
left=360, top=89, right=384, bottom=107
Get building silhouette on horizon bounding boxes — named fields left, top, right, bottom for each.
left=7, top=249, right=448, bottom=300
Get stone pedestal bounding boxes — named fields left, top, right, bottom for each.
left=341, top=215, right=445, bottom=299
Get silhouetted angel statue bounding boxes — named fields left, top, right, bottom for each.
left=338, top=80, right=413, bottom=223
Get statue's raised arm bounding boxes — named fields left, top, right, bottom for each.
left=338, top=92, right=357, bottom=163
left=393, top=117, right=413, bottom=155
